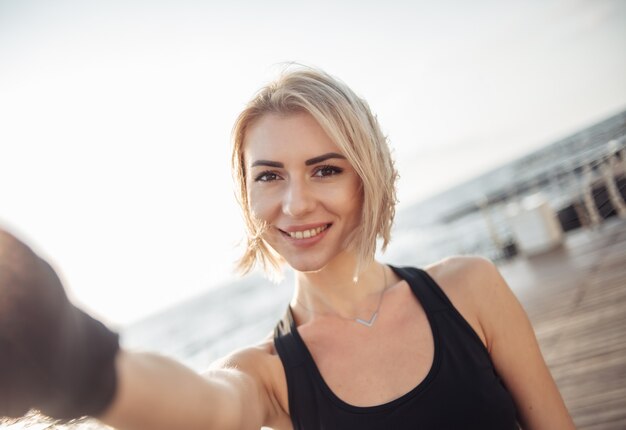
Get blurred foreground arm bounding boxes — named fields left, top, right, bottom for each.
left=0, top=229, right=118, bottom=419
left=0, top=228, right=271, bottom=429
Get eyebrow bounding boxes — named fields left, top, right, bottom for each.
left=305, top=152, right=346, bottom=166
left=250, top=160, right=284, bottom=168
left=250, top=152, right=346, bottom=168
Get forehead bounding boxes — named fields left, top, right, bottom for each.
left=243, top=112, right=342, bottom=164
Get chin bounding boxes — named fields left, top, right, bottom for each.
left=282, top=248, right=353, bottom=274
left=285, top=258, right=328, bottom=274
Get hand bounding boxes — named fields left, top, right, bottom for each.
left=0, top=228, right=119, bottom=419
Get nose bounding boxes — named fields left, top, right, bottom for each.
left=282, top=179, right=316, bottom=218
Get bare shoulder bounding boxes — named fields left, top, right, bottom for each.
left=209, top=337, right=277, bottom=372
left=425, top=255, right=504, bottom=303
left=208, top=337, right=290, bottom=427
left=424, top=255, right=507, bottom=347
left=425, top=254, right=498, bottom=288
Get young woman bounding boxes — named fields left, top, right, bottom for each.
left=0, top=68, right=574, bottom=429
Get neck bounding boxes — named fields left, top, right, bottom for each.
left=291, top=252, right=388, bottom=321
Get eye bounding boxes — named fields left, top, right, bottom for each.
left=313, top=165, right=343, bottom=178
left=254, top=171, right=281, bottom=182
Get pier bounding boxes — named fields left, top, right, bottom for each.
left=499, top=218, right=626, bottom=429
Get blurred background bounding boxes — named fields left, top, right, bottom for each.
left=1, top=0, right=625, bottom=428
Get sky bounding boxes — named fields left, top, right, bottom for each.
left=0, top=0, right=624, bottom=326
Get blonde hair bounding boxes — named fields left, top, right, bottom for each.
left=231, top=66, right=398, bottom=277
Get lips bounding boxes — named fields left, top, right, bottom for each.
left=278, top=223, right=332, bottom=240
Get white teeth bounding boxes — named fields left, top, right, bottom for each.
left=288, top=225, right=328, bottom=239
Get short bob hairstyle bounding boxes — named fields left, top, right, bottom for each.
left=231, top=66, right=398, bottom=277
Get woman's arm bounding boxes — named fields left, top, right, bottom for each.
left=100, top=349, right=272, bottom=430
left=0, top=227, right=276, bottom=429
left=469, top=257, right=575, bottom=430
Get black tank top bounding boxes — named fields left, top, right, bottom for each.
left=273, top=266, right=519, bottom=429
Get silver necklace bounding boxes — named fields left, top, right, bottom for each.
left=296, top=266, right=388, bottom=328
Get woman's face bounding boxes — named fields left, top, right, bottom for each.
left=243, top=112, right=363, bottom=273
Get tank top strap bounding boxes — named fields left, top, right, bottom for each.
left=273, top=307, right=307, bottom=368
left=389, top=265, right=451, bottom=313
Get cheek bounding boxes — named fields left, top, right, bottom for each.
left=325, top=178, right=363, bottom=218
left=345, top=192, right=364, bottom=222
left=248, top=186, right=277, bottom=222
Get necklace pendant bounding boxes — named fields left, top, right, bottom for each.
left=355, top=312, right=378, bottom=327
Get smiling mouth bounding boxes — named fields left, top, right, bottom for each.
left=280, top=224, right=331, bottom=240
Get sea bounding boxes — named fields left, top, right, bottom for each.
left=3, top=109, right=625, bottom=429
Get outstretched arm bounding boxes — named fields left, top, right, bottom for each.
left=100, top=350, right=269, bottom=430
left=0, top=228, right=274, bottom=429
